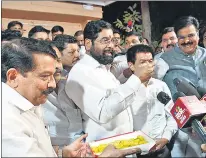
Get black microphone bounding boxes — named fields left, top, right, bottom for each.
left=173, top=78, right=201, bottom=99
left=197, top=87, right=206, bottom=98
left=157, top=91, right=206, bottom=143
left=173, top=92, right=186, bottom=102
left=157, top=91, right=171, bottom=105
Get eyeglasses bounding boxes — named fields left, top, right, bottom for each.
left=177, top=32, right=198, bottom=40
left=95, top=37, right=115, bottom=45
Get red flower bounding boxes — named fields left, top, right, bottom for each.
left=127, top=20, right=133, bottom=27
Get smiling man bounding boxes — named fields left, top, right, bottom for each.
left=42, top=38, right=84, bottom=149
left=154, top=27, right=178, bottom=60
left=154, top=16, right=206, bottom=158
left=65, top=20, right=154, bottom=143
left=2, top=38, right=57, bottom=157
left=161, top=27, right=178, bottom=53
left=155, top=16, right=206, bottom=97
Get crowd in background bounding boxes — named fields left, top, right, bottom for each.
left=1, top=15, right=206, bottom=157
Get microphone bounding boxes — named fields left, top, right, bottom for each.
left=197, top=87, right=206, bottom=98
left=157, top=91, right=171, bottom=105
left=173, top=92, right=186, bottom=102
left=173, top=78, right=201, bottom=99
left=157, top=91, right=206, bottom=143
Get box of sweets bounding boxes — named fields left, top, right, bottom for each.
left=89, top=131, right=156, bottom=156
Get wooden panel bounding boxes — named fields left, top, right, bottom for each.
left=2, top=9, right=99, bottom=23
left=2, top=1, right=103, bottom=19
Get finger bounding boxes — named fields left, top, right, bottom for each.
left=201, top=144, right=206, bottom=152
left=53, top=146, right=59, bottom=155
left=76, top=133, right=88, bottom=142
left=80, top=147, right=87, bottom=157
left=120, top=147, right=141, bottom=156
left=156, top=144, right=162, bottom=150
left=108, top=144, right=116, bottom=149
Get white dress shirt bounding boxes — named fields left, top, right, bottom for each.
left=2, top=83, right=56, bottom=157
left=65, top=54, right=142, bottom=142
left=131, top=78, right=178, bottom=141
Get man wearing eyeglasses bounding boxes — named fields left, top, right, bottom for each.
left=154, top=16, right=206, bottom=157
left=111, top=31, right=142, bottom=84
left=155, top=16, right=206, bottom=98
left=65, top=20, right=154, bottom=146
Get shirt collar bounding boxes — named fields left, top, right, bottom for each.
left=2, top=82, right=34, bottom=111
left=147, top=78, right=155, bottom=85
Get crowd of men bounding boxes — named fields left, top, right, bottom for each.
left=2, top=15, right=206, bottom=157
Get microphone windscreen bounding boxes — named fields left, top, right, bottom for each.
left=173, top=92, right=186, bottom=102
left=157, top=91, right=171, bottom=105
left=197, top=87, right=206, bottom=97
left=173, top=78, right=201, bottom=99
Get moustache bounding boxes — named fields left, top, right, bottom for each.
left=103, top=49, right=115, bottom=55
left=42, top=87, right=54, bottom=95
left=73, top=57, right=80, bottom=63
left=166, top=44, right=175, bottom=48
left=181, top=42, right=193, bottom=46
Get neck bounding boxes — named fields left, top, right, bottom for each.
left=86, top=50, right=91, bottom=55
left=63, top=66, right=72, bottom=72
left=143, top=81, right=149, bottom=87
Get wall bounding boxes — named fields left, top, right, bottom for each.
left=2, top=1, right=102, bottom=37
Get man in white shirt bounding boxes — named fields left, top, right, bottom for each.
left=126, top=44, right=178, bottom=157
left=42, top=36, right=83, bottom=147
left=111, top=31, right=141, bottom=83
left=1, top=38, right=90, bottom=157
left=65, top=20, right=154, bottom=142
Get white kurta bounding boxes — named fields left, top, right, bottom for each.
left=131, top=78, right=178, bottom=141
left=2, top=83, right=56, bottom=157
left=65, top=54, right=142, bottom=142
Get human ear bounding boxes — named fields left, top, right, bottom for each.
left=6, top=68, right=19, bottom=88
left=85, top=38, right=92, bottom=52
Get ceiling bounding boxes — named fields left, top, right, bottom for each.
left=68, top=0, right=115, bottom=6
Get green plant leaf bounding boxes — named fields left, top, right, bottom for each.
left=133, top=3, right=137, bottom=9
left=128, top=6, right=133, bottom=12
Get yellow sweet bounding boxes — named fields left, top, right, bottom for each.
left=91, top=135, right=148, bottom=154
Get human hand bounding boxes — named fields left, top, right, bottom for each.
left=132, top=61, right=154, bottom=83
left=201, top=144, right=206, bottom=153
left=155, top=138, right=169, bottom=150
left=201, top=127, right=206, bottom=153
left=99, top=144, right=141, bottom=158
left=62, top=134, right=92, bottom=157
left=123, top=68, right=133, bottom=78
left=53, top=145, right=59, bottom=155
